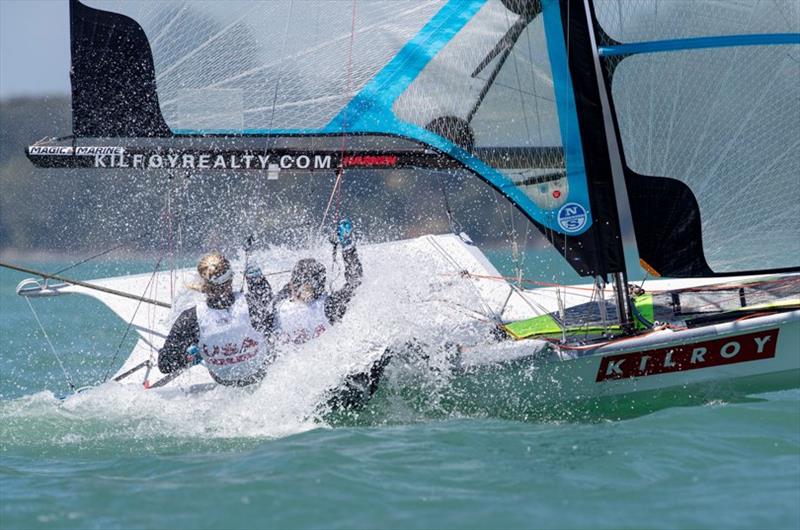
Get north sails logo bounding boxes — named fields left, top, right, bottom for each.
left=595, top=329, right=780, bottom=382
left=93, top=153, right=333, bottom=170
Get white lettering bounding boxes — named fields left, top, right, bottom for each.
left=94, top=155, right=107, bottom=167
left=166, top=154, right=179, bottom=168
left=720, top=341, right=741, bottom=359
left=76, top=146, right=123, bottom=156
left=258, top=155, right=270, bottom=169
left=754, top=335, right=772, bottom=353
left=182, top=154, right=195, bottom=168
left=605, top=359, right=624, bottom=376
left=230, top=155, right=241, bottom=169
left=280, top=155, right=293, bottom=168
left=198, top=154, right=211, bottom=169
left=213, top=155, right=226, bottom=169
left=117, top=154, right=129, bottom=168
left=690, top=347, right=707, bottom=364
left=30, top=146, right=73, bottom=155
left=296, top=154, right=310, bottom=169
left=133, top=154, right=144, bottom=168
left=638, top=355, right=650, bottom=372
left=148, top=155, right=163, bottom=168
left=242, top=154, right=254, bottom=169
left=663, top=350, right=676, bottom=368
left=315, top=155, right=331, bottom=169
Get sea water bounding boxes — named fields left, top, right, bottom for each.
left=1, top=258, right=798, bottom=530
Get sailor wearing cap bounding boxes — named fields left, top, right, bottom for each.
left=157, top=252, right=275, bottom=386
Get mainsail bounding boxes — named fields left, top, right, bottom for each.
left=28, top=0, right=800, bottom=284
left=31, top=0, right=630, bottom=280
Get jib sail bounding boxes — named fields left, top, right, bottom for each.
left=587, top=0, right=800, bottom=277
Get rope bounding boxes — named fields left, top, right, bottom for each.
left=24, top=298, right=75, bottom=391
left=444, top=271, right=598, bottom=293
left=319, top=168, right=345, bottom=231
left=437, top=172, right=461, bottom=234
left=320, top=0, right=357, bottom=232
left=101, top=256, right=164, bottom=382
left=49, top=242, right=130, bottom=277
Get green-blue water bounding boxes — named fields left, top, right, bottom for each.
left=1, top=260, right=799, bottom=530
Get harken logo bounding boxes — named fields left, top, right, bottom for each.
left=557, top=202, right=587, bottom=233
left=595, top=329, right=780, bottom=382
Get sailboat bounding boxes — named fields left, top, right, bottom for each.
left=8, top=0, right=799, bottom=418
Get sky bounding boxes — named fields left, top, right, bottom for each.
left=0, top=0, right=71, bottom=99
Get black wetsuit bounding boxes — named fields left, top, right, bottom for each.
left=157, top=274, right=273, bottom=376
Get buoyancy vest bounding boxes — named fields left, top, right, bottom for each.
left=196, top=293, right=271, bottom=383
left=275, top=296, right=330, bottom=344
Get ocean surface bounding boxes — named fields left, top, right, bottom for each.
left=1, top=258, right=798, bottom=530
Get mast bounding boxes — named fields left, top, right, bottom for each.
left=576, top=0, right=635, bottom=329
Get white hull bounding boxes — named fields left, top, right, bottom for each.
left=449, top=310, right=799, bottom=419
left=16, top=234, right=800, bottom=413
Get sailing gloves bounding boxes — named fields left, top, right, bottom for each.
left=245, top=265, right=264, bottom=280
left=186, top=345, right=203, bottom=366
left=336, top=218, right=355, bottom=251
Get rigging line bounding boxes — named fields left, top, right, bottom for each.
left=508, top=282, right=560, bottom=323
left=167, top=181, right=174, bottom=301
left=466, top=12, right=533, bottom=123
left=48, top=241, right=130, bottom=277
left=452, top=272, right=598, bottom=294
left=426, top=236, right=497, bottom=320
left=416, top=298, right=494, bottom=323
left=0, top=262, right=171, bottom=309
left=24, top=298, right=76, bottom=392
left=469, top=77, right=555, bottom=102
left=101, top=256, right=164, bottom=383
left=267, top=0, right=295, bottom=134
left=437, top=171, right=459, bottom=233
left=47, top=224, right=160, bottom=277
left=506, top=10, right=535, bottom=154
left=321, top=0, right=357, bottom=233
left=522, top=11, right=545, bottom=144
left=319, top=168, right=344, bottom=231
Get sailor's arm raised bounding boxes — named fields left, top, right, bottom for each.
left=244, top=266, right=274, bottom=333
left=325, top=245, right=363, bottom=323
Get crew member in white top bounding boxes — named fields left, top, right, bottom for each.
left=157, top=252, right=274, bottom=386
left=274, top=218, right=363, bottom=344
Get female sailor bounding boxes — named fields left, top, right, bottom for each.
left=274, top=219, right=363, bottom=344
left=157, top=252, right=275, bottom=386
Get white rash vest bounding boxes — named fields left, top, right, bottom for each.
left=275, top=296, right=330, bottom=344
left=196, top=292, right=271, bottom=382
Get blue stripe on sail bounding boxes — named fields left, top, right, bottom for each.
left=173, top=128, right=322, bottom=135
left=599, top=33, right=800, bottom=57
left=325, top=0, right=487, bottom=131
left=175, top=0, right=595, bottom=236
